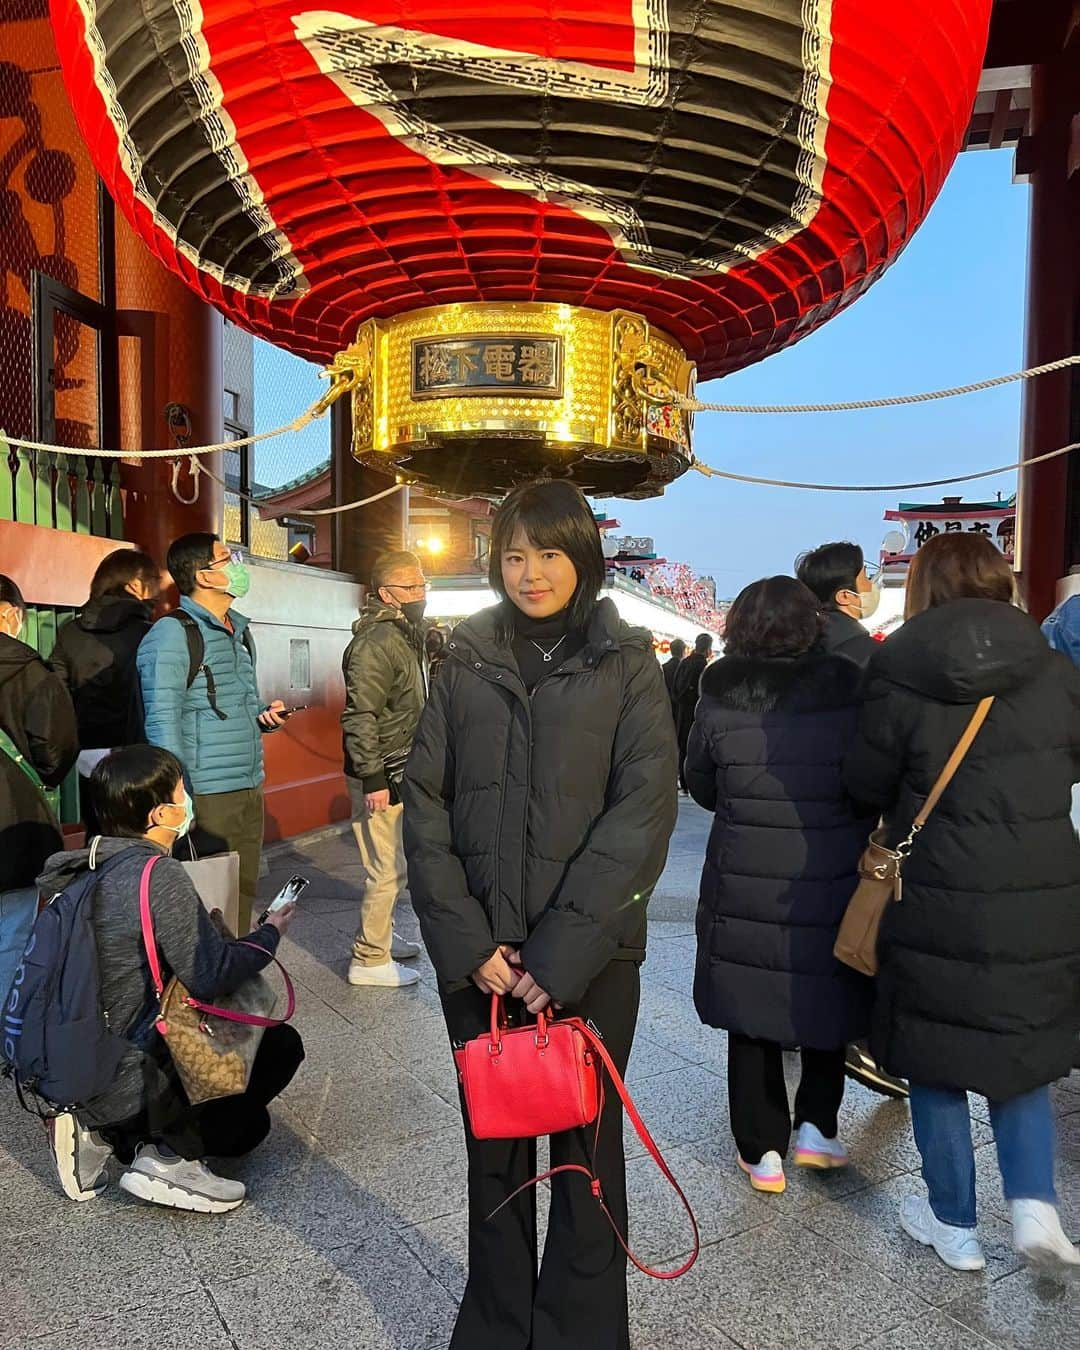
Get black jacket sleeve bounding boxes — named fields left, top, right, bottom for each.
left=23, top=665, right=79, bottom=787
left=402, top=672, right=498, bottom=987
left=684, top=701, right=721, bottom=811
left=842, top=674, right=911, bottom=813
left=48, top=627, right=74, bottom=691
left=519, top=650, right=679, bottom=1005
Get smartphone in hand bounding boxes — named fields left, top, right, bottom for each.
left=258, top=874, right=309, bottom=925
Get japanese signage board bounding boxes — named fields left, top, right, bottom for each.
left=883, top=505, right=1016, bottom=565
left=412, top=335, right=562, bottom=398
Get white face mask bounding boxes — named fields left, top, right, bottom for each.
left=858, top=584, right=881, bottom=620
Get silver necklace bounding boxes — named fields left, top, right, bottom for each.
left=530, top=634, right=567, bottom=663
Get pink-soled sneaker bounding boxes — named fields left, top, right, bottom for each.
left=794, top=1122, right=849, bottom=1170
left=738, top=1150, right=786, bottom=1194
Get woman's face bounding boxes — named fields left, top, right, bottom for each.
left=501, top=528, right=578, bottom=619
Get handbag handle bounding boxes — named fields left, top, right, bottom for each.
left=488, top=994, right=549, bottom=1053
left=488, top=993, right=700, bottom=1280
left=896, top=696, right=994, bottom=855
left=138, top=854, right=295, bottom=1029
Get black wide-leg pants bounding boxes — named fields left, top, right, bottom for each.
left=441, top=960, right=640, bottom=1350
left=727, top=1032, right=846, bottom=1164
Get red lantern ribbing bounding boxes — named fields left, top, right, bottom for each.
left=50, top=0, right=992, bottom=497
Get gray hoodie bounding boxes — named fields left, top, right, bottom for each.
left=37, top=838, right=279, bottom=1129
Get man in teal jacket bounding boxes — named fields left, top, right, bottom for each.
left=136, top=534, right=285, bottom=931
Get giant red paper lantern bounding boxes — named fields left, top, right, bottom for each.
left=49, top=0, right=992, bottom=497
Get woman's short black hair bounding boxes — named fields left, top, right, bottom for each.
left=795, top=541, right=864, bottom=611
left=89, top=745, right=184, bottom=839
left=89, top=548, right=160, bottom=601
left=724, top=576, right=823, bottom=659
left=0, top=574, right=26, bottom=615
left=488, top=480, right=605, bottom=634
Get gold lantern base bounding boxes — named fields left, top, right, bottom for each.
left=345, top=303, right=695, bottom=499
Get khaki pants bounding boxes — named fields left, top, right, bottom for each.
left=348, top=778, right=407, bottom=966
left=191, top=786, right=265, bottom=935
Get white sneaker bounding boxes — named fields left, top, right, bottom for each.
left=737, top=1150, right=786, bottom=1194
left=347, top=958, right=420, bottom=988
left=1010, top=1199, right=1080, bottom=1269
left=794, top=1122, right=849, bottom=1170
left=119, top=1144, right=245, bottom=1214
left=47, top=1111, right=112, bottom=1202
left=390, top=932, right=421, bottom=961
left=900, top=1194, right=985, bottom=1271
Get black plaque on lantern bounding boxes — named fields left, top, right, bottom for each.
left=411, top=335, right=563, bottom=399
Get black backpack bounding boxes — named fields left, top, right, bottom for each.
left=2, top=849, right=137, bottom=1112
left=130, top=610, right=256, bottom=738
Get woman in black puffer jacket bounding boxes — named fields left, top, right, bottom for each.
left=845, top=533, right=1080, bottom=1273
left=403, top=480, right=677, bottom=1350
left=686, top=576, right=874, bottom=1196
left=50, top=548, right=159, bottom=833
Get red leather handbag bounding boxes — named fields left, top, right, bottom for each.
left=454, top=994, right=699, bottom=1280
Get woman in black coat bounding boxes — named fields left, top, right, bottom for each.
left=845, top=533, right=1080, bottom=1273
left=672, top=632, right=712, bottom=791
left=49, top=548, right=159, bottom=833
left=685, top=576, right=874, bottom=1195
left=0, top=575, right=78, bottom=1001
left=403, top=480, right=677, bottom=1350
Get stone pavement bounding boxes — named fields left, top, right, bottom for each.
left=1, top=800, right=1077, bottom=1349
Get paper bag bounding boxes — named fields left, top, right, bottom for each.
left=182, top=851, right=242, bottom=937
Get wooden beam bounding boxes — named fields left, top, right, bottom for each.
left=983, top=0, right=1059, bottom=68
left=989, top=89, right=1014, bottom=149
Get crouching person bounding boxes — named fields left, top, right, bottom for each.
left=41, top=745, right=303, bottom=1213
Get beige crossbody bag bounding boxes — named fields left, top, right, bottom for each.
left=834, top=696, right=994, bottom=977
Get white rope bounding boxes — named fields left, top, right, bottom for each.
left=0, top=407, right=323, bottom=460
left=195, top=456, right=405, bottom=517
left=677, top=354, right=1080, bottom=415
left=170, top=455, right=201, bottom=505
left=692, top=439, right=1080, bottom=493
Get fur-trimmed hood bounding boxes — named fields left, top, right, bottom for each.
left=700, top=652, right=864, bottom=715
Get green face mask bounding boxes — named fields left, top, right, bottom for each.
left=220, top=561, right=251, bottom=600
left=206, top=557, right=251, bottom=600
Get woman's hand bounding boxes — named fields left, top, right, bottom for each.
left=510, top=968, right=554, bottom=1015
left=471, top=946, right=519, bottom=996
left=265, top=902, right=296, bottom=937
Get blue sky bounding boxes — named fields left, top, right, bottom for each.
left=253, top=150, right=1030, bottom=592
left=612, top=149, right=1030, bottom=598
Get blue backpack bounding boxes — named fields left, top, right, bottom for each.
left=1, top=849, right=137, bottom=1112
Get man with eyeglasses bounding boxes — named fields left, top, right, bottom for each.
left=136, top=533, right=286, bottom=932
left=341, top=550, right=428, bottom=987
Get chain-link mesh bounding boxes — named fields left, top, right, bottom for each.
left=221, top=327, right=332, bottom=558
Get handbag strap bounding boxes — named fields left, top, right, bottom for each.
left=138, top=854, right=296, bottom=1029
left=911, top=696, right=995, bottom=834
left=488, top=995, right=700, bottom=1280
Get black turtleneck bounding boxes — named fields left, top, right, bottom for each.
left=510, top=606, right=587, bottom=693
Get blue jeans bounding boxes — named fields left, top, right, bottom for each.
left=908, top=1082, right=1058, bottom=1228
left=0, top=888, right=39, bottom=1008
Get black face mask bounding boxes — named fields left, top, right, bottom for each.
left=401, top=599, right=427, bottom=627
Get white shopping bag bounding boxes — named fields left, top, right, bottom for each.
left=181, top=850, right=242, bottom=936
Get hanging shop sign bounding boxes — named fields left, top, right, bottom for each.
left=883, top=504, right=1017, bottom=566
